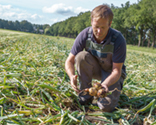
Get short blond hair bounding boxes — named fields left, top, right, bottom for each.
left=91, top=4, right=113, bottom=23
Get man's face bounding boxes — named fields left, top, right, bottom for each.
left=91, top=18, right=111, bottom=43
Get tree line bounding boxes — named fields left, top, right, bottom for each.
left=0, top=19, right=50, bottom=34
left=48, top=0, right=156, bottom=48
left=0, top=0, right=156, bottom=48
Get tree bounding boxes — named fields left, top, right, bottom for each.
left=111, top=2, right=132, bottom=43
left=139, top=0, right=156, bottom=48
left=124, top=1, right=147, bottom=46
left=20, top=20, right=33, bottom=32
left=14, top=20, right=21, bottom=31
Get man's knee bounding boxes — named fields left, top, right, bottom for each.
left=75, top=51, right=89, bottom=63
left=97, top=100, right=117, bottom=112
left=97, top=92, right=120, bottom=112
left=97, top=98, right=118, bottom=112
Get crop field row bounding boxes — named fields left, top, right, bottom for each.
left=0, top=29, right=156, bottom=125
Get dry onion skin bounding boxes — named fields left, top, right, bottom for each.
left=83, top=82, right=107, bottom=98
left=93, top=82, right=102, bottom=90
left=88, top=87, right=98, bottom=96
left=97, top=88, right=107, bottom=98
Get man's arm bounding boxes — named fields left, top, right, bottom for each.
left=65, top=53, right=80, bottom=92
left=101, top=62, right=123, bottom=92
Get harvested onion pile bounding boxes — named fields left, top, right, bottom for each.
left=84, top=82, right=107, bottom=98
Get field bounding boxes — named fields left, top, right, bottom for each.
left=0, top=29, right=156, bottom=125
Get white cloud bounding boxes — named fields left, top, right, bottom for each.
left=74, top=7, right=89, bottom=14
left=42, top=3, right=74, bottom=16
left=0, top=4, right=11, bottom=10
left=0, top=3, right=89, bottom=25
left=42, top=3, right=89, bottom=16
left=31, top=14, right=43, bottom=20
left=0, top=4, right=43, bottom=24
left=50, top=18, right=59, bottom=23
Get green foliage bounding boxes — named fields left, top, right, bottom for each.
left=0, top=19, right=50, bottom=34
left=49, top=0, right=156, bottom=47
left=0, top=29, right=156, bottom=124
left=44, top=27, right=50, bottom=35
left=1, top=1, right=156, bottom=47
left=49, top=11, right=91, bottom=38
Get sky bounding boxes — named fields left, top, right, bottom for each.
left=0, top=0, right=139, bottom=25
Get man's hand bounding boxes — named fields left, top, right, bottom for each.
left=70, top=75, right=80, bottom=93
left=101, top=83, right=109, bottom=93
left=65, top=53, right=80, bottom=93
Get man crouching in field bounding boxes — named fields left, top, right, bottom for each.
left=65, top=4, right=127, bottom=112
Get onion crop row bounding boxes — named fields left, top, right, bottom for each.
left=0, top=30, right=156, bottom=124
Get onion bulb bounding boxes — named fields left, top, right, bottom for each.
left=97, top=88, right=107, bottom=98
left=93, top=82, right=102, bottom=90
left=88, top=87, right=97, bottom=96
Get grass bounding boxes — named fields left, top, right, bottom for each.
left=127, top=45, right=156, bottom=55
left=0, top=29, right=156, bottom=125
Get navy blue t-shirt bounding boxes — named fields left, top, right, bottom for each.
left=71, top=27, right=126, bottom=71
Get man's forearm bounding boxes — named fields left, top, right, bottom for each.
left=65, top=61, right=75, bottom=80
left=101, top=69, right=121, bottom=88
